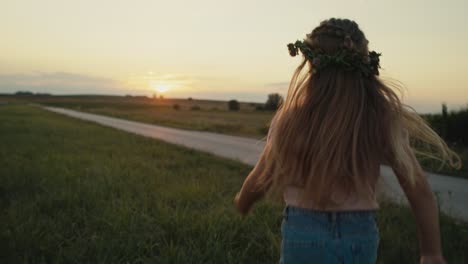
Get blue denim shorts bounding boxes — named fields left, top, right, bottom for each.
left=280, top=205, right=379, bottom=264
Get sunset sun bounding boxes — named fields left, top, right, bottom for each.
left=152, top=83, right=171, bottom=93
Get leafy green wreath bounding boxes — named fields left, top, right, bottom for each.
left=287, top=40, right=381, bottom=77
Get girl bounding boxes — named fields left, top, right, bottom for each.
left=234, top=18, right=461, bottom=263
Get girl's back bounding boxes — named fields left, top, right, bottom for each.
left=235, top=18, right=460, bottom=264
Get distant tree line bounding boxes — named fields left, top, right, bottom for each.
left=227, top=93, right=284, bottom=111
left=424, top=103, right=468, bottom=147
left=14, top=91, right=51, bottom=96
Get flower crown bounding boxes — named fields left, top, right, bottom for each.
left=287, top=40, right=381, bottom=77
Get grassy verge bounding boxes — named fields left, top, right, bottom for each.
left=0, top=105, right=279, bottom=263
left=1, top=105, right=467, bottom=263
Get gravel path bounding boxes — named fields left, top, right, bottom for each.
left=43, top=106, right=468, bottom=221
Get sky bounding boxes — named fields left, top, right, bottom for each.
left=1, top=0, right=467, bottom=113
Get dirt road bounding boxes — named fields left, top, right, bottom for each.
left=44, top=106, right=468, bottom=221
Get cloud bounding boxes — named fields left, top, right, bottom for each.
left=0, top=72, right=126, bottom=94
left=264, top=81, right=289, bottom=92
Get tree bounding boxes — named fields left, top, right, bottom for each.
left=442, top=103, right=448, bottom=118
left=228, top=99, right=240, bottom=111
left=14, top=91, right=34, bottom=96
left=265, top=93, right=284, bottom=111
left=441, top=103, right=448, bottom=138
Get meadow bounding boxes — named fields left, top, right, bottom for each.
left=1, top=104, right=467, bottom=263
left=2, top=94, right=467, bottom=178
left=2, top=94, right=272, bottom=139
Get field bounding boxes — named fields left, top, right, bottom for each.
left=2, top=94, right=467, bottom=178
left=1, top=95, right=272, bottom=139
left=1, top=104, right=468, bottom=263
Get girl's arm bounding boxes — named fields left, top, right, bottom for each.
left=234, top=144, right=273, bottom=216
left=235, top=115, right=278, bottom=216
left=391, top=149, right=445, bottom=262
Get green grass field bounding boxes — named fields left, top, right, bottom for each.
left=1, top=105, right=467, bottom=263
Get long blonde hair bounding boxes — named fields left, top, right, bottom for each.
left=257, top=18, right=461, bottom=208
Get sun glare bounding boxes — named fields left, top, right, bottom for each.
left=152, top=83, right=171, bottom=93
left=148, top=75, right=191, bottom=94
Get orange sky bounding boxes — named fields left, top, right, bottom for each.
left=1, top=0, right=467, bottom=113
